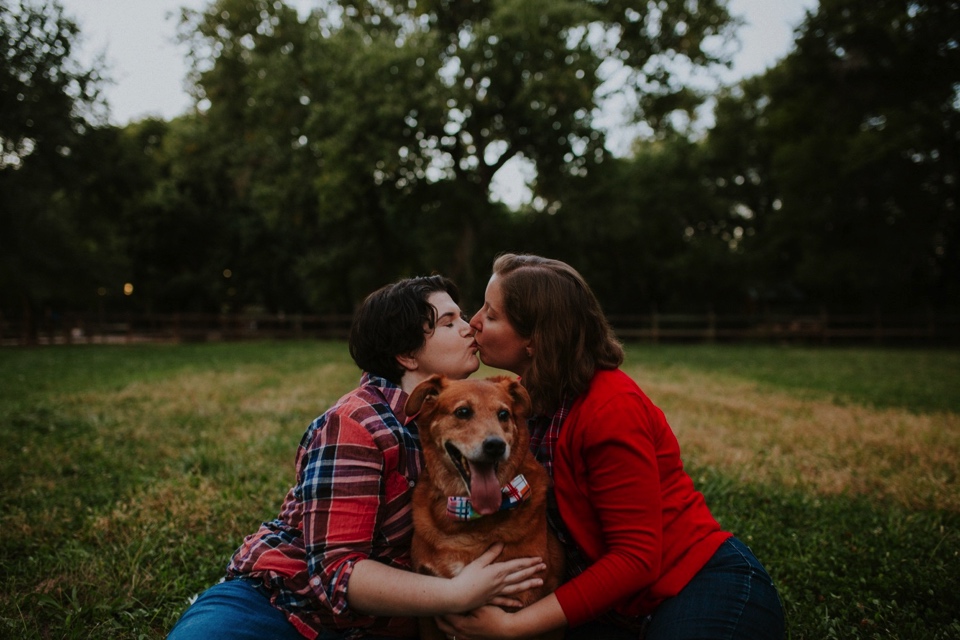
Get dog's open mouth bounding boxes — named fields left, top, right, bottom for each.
left=444, top=442, right=503, bottom=516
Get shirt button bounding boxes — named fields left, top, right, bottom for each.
left=312, top=577, right=321, bottom=586
left=408, top=480, right=416, bottom=487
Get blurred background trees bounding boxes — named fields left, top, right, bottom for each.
left=1, top=0, right=117, bottom=335
left=2, top=0, right=957, bottom=331
left=702, top=0, right=959, bottom=313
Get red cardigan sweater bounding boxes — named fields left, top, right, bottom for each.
left=551, top=369, right=731, bottom=626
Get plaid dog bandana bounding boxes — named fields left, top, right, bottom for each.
left=446, top=474, right=531, bottom=521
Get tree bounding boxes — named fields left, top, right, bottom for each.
left=0, top=0, right=112, bottom=340
left=333, top=0, right=737, bottom=291
left=704, top=0, right=960, bottom=311
left=176, top=0, right=738, bottom=308
left=503, top=133, right=743, bottom=315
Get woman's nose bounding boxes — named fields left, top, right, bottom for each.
left=468, top=311, right=481, bottom=331
left=459, top=319, right=475, bottom=337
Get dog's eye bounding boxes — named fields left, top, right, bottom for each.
left=454, top=406, right=473, bottom=419
left=497, top=409, right=511, bottom=421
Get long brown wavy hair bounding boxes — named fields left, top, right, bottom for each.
left=492, top=253, right=624, bottom=415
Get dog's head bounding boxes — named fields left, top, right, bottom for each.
left=406, top=375, right=532, bottom=516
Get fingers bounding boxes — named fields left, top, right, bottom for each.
left=489, top=596, right=525, bottom=608
left=475, top=544, right=543, bottom=574
left=475, top=542, right=505, bottom=565
left=496, top=556, right=544, bottom=576
left=501, top=574, right=545, bottom=594
left=511, top=561, right=547, bottom=579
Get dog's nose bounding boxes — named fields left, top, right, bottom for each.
left=482, top=437, right=506, bottom=459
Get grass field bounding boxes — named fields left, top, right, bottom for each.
left=1, top=342, right=958, bottom=639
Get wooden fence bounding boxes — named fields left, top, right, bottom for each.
left=3, top=311, right=959, bottom=347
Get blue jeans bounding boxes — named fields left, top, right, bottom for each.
left=166, top=578, right=402, bottom=640
left=566, top=537, right=785, bottom=640
left=167, top=579, right=306, bottom=640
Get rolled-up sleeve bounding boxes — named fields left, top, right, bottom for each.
left=299, top=411, right=385, bottom=617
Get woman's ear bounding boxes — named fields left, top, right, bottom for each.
left=396, top=352, right=419, bottom=373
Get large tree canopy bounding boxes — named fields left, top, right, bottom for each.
left=174, top=0, right=737, bottom=304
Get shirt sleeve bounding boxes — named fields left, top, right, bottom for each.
left=554, top=392, right=665, bottom=625
left=299, top=409, right=385, bottom=617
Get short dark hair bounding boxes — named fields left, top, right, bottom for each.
left=349, top=275, right=461, bottom=383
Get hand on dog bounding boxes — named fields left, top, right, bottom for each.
left=437, top=604, right=512, bottom=640
left=451, top=543, right=546, bottom=611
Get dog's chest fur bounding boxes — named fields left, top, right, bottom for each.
left=411, top=456, right=560, bottom=602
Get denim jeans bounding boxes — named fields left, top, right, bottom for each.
left=166, top=579, right=306, bottom=640
left=566, top=537, right=785, bottom=640
left=166, top=578, right=404, bottom=640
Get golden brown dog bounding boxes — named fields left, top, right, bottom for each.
left=405, top=375, right=564, bottom=640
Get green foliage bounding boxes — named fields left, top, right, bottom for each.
left=702, top=0, right=960, bottom=312
left=0, top=0, right=113, bottom=332
left=163, top=0, right=738, bottom=307
left=3, top=0, right=958, bottom=320
left=542, top=136, right=746, bottom=313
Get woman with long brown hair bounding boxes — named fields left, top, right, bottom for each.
left=443, top=253, right=784, bottom=640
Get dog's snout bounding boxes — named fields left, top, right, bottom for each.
left=482, top=437, right=507, bottom=459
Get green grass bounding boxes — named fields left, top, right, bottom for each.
left=1, top=342, right=958, bottom=639
left=695, top=467, right=960, bottom=638
left=623, top=344, right=960, bottom=414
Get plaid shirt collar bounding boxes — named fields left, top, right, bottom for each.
left=528, top=395, right=574, bottom=475
left=360, top=371, right=409, bottom=417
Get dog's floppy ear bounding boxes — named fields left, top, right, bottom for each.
left=404, top=374, right=446, bottom=420
left=493, top=376, right=531, bottom=421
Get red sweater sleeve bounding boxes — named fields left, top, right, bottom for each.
left=551, top=370, right=730, bottom=626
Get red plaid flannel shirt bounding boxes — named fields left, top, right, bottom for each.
left=226, top=374, right=421, bottom=639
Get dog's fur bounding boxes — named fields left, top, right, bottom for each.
left=405, top=375, right=564, bottom=640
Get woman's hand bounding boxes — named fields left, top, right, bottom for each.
left=438, top=592, right=568, bottom=640
left=449, top=543, right=546, bottom=610
left=437, top=604, right=515, bottom=640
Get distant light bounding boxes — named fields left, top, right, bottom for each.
left=123, top=283, right=134, bottom=296
left=223, top=269, right=232, bottom=278
left=97, top=287, right=107, bottom=296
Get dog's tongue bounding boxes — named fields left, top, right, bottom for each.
left=469, top=462, right=502, bottom=515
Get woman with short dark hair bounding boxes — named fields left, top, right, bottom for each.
left=168, top=274, right=546, bottom=640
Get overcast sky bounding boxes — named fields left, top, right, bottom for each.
left=60, top=0, right=818, bottom=126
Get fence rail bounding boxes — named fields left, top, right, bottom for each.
left=4, top=311, right=959, bottom=347
left=606, top=312, right=959, bottom=344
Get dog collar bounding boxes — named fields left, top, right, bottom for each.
left=446, top=474, right=530, bottom=521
